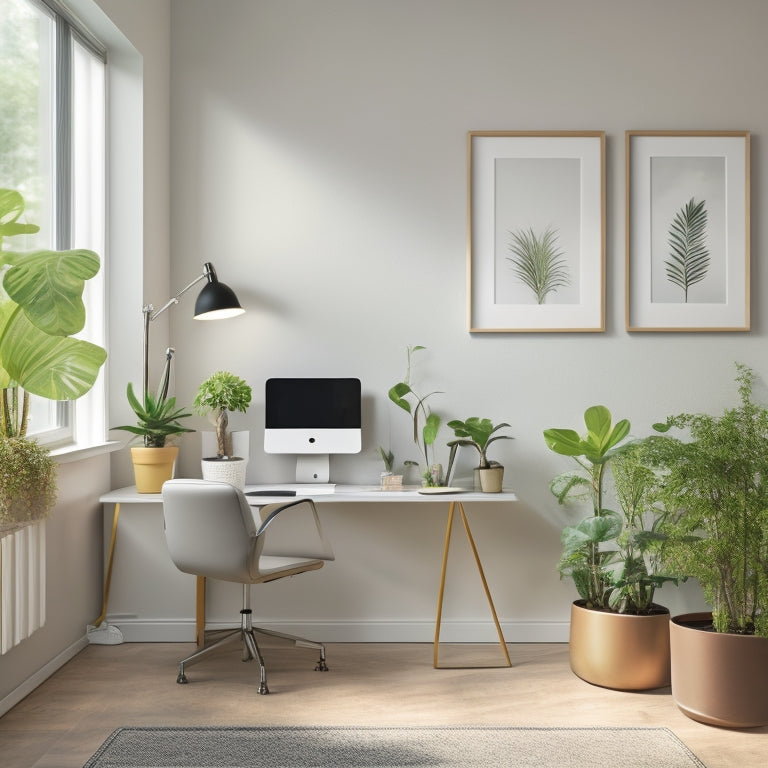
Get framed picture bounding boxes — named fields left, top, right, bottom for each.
left=467, top=131, right=605, bottom=332
left=626, top=131, right=750, bottom=331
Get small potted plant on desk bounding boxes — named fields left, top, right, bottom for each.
left=388, top=345, right=443, bottom=486
left=447, top=417, right=512, bottom=492
left=114, top=361, right=195, bottom=493
left=544, top=405, right=679, bottom=691
left=194, top=370, right=252, bottom=490
left=651, top=363, right=768, bottom=727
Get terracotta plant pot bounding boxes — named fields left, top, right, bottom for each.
left=569, top=600, right=671, bottom=691
left=478, top=466, right=504, bottom=493
left=670, top=612, right=768, bottom=728
left=130, top=445, right=179, bottom=493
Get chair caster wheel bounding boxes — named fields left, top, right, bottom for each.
left=177, top=673, right=188, bottom=684
left=258, top=683, right=270, bottom=695
left=315, top=660, right=329, bottom=672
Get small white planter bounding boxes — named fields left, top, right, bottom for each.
left=201, top=430, right=249, bottom=490
left=201, top=456, right=248, bottom=490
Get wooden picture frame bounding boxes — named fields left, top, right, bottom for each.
left=625, top=130, right=750, bottom=332
left=467, top=131, right=605, bottom=333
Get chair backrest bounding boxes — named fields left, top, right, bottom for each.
left=162, top=479, right=260, bottom=583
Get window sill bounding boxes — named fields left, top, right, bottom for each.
left=50, top=440, right=125, bottom=464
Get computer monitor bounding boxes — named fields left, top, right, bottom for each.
left=264, top=377, right=362, bottom=483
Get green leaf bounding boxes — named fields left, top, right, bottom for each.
left=2, top=249, right=100, bottom=336
left=543, top=427, right=584, bottom=456
left=507, top=226, right=571, bottom=304
left=0, top=307, right=107, bottom=399
left=423, top=412, right=440, bottom=446
left=665, top=197, right=710, bottom=302
left=388, top=382, right=412, bottom=413
left=0, top=189, right=40, bottom=248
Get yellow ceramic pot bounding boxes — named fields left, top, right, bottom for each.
left=130, top=445, right=179, bottom=493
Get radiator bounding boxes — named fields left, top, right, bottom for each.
left=0, top=521, right=46, bottom=654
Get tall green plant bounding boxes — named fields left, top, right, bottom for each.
left=609, top=440, right=680, bottom=613
left=507, top=226, right=570, bottom=304
left=388, top=345, right=442, bottom=485
left=544, top=406, right=630, bottom=608
left=0, top=188, right=107, bottom=437
left=652, top=364, right=768, bottom=637
left=666, top=197, right=710, bottom=302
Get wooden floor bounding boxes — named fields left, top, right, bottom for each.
left=0, top=639, right=765, bottom=767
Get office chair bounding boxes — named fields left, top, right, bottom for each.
left=161, top=479, right=334, bottom=694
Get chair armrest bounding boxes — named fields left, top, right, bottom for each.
left=256, top=498, right=335, bottom=561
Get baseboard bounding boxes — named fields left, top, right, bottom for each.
left=0, top=635, right=88, bottom=718
left=108, top=618, right=570, bottom=644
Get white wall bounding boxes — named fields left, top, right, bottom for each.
left=164, top=0, right=768, bottom=637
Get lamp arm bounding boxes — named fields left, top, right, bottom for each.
left=147, top=272, right=207, bottom=323
left=141, top=266, right=210, bottom=399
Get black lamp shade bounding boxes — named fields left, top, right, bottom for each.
left=194, top=266, right=244, bottom=320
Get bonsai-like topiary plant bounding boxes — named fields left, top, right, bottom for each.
left=194, top=370, right=252, bottom=457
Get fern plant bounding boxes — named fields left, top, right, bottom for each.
left=665, top=197, right=710, bottom=302
left=507, top=226, right=570, bottom=304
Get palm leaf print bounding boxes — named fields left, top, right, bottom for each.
left=507, top=226, right=570, bottom=304
left=666, top=197, right=710, bottom=303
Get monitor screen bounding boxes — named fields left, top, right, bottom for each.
left=264, top=378, right=361, bottom=483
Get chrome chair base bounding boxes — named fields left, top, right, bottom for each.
left=176, top=587, right=327, bottom=694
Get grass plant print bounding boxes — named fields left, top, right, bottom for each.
left=650, top=156, right=726, bottom=304
left=494, top=157, right=581, bottom=306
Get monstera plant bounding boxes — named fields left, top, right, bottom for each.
left=0, top=188, right=106, bottom=523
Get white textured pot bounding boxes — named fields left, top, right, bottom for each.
left=201, top=456, right=248, bottom=490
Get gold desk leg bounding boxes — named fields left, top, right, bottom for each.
left=92, top=502, right=120, bottom=627
left=434, top=500, right=511, bottom=668
left=196, top=576, right=206, bottom=647
left=433, top=501, right=455, bottom=668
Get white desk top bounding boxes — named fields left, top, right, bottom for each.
left=100, top=484, right=518, bottom=505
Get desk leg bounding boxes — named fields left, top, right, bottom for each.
left=92, top=502, right=120, bottom=627
left=196, top=576, right=206, bottom=647
left=434, top=501, right=511, bottom=669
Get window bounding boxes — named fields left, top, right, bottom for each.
left=0, top=0, right=106, bottom=446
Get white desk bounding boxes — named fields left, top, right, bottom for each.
left=98, top=484, right=518, bottom=668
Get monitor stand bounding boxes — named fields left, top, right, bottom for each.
left=296, top=454, right=330, bottom=484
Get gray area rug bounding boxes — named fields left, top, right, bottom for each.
left=83, top=725, right=706, bottom=768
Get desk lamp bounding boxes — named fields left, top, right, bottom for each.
left=142, top=262, right=244, bottom=399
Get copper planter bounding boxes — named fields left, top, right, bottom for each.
left=670, top=612, right=768, bottom=728
left=569, top=600, right=671, bottom=691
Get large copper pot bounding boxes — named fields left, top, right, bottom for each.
left=569, top=600, right=671, bottom=691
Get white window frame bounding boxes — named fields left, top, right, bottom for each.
left=12, top=0, right=107, bottom=448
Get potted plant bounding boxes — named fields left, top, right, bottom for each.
left=651, top=363, right=768, bottom=727
left=194, top=370, right=252, bottom=489
left=0, top=188, right=106, bottom=520
left=114, top=377, right=194, bottom=493
left=388, top=345, right=443, bottom=486
left=543, top=405, right=678, bottom=690
left=378, top=446, right=403, bottom=490
left=447, top=417, right=513, bottom=492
